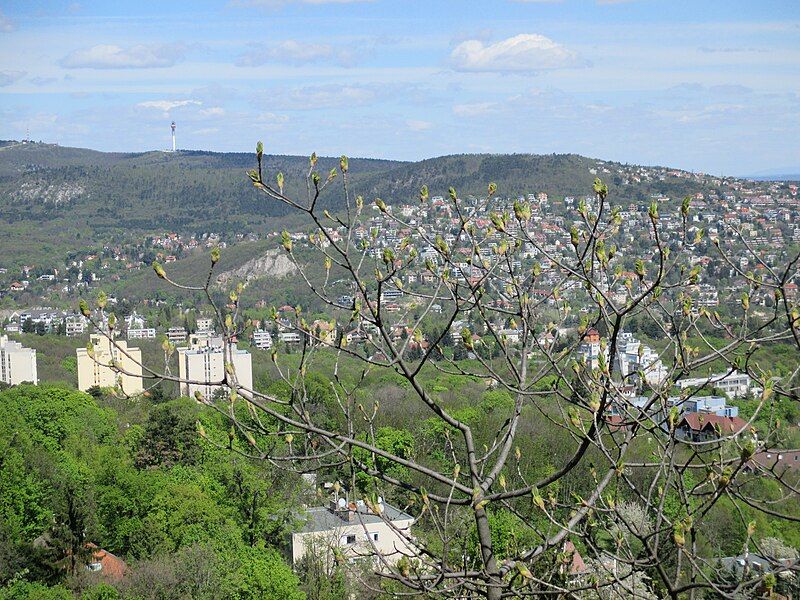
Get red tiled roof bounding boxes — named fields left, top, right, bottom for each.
left=751, top=450, right=800, bottom=472
left=679, top=413, right=748, bottom=435
left=563, top=541, right=587, bottom=574
left=86, top=543, right=127, bottom=582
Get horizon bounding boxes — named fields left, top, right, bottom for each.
left=1, top=1, right=799, bottom=176
left=6, top=137, right=800, bottom=180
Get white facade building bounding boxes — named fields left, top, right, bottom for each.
left=0, top=335, right=37, bottom=385
left=177, top=334, right=253, bottom=398
left=76, top=334, right=144, bottom=395
left=65, top=316, right=87, bottom=337
left=166, top=326, right=187, bottom=343
left=127, top=327, right=157, bottom=340
left=196, top=318, right=214, bottom=333
left=615, top=332, right=668, bottom=386
left=675, top=370, right=752, bottom=398
left=291, top=498, right=414, bottom=568
left=252, top=329, right=273, bottom=350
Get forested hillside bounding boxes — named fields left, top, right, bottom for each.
left=0, top=141, right=717, bottom=267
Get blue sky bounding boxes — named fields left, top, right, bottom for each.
left=0, top=0, right=798, bottom=175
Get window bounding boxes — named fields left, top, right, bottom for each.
left=343, top=534, right=356, bottom=545
left=367, top=532, right=379, bottom=542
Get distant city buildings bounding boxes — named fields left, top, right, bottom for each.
left=177, top=334, right=253, bottom=399
left=76, top=334, right=144, bottom=395
left=615, top=332, right=668, bottom=386
left=0, top=335, right=37, bottom=385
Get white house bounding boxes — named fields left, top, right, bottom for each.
left=291, top=497, right=414, bottom=568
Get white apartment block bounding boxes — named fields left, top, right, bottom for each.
left=675, top=370, right=753, bottom=398
left=196, top=318, right=214, bottom=333
left=127, top=328, right=157, bottom=340
left=177, top=334, right=253, bottom=399
left=615, top=332, right=668, bottom=386
left=166, top=326, right=187, bottom=343
left=252, top=329, right=273, bottom=350
left=76, top=334, right=144, bottom=395
left=65, top=316, right=87, bottom=337
left=0, top=335, right=37, bottom=385
left=278, top=331, right=302, bottom=344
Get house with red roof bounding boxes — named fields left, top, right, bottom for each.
left=676, top=413, right=748, bottom=442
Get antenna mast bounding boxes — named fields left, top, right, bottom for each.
left=171, top=121, right=176, bottom=152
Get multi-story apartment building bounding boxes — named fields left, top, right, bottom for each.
left=166, top=326, right=187, bottom=343
left=127, top=328, right=157, bottom=340
left=0, top=335, right=37, bottom=385
left=196, top=317, right=214, bottom=333
left=675, top=370, right=753, bottom=399
left=76, top=334, right=144, bottom=395
left=252, top=329, right=273, bottom=350
left=177, top=334, right=252, bottom=399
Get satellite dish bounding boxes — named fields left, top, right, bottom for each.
left=337, top=498, right=347, bottom=509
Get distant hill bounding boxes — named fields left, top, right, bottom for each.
left=0, top=141, right=733, bottom=266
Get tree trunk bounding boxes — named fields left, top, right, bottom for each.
left=474, top=505, right=502, bottom=600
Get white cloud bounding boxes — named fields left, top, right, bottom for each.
left=199, top=107, right=226, bottom=117
left=451, top=34, right=585, bottom=72
left=262, top=84, right=381, bottom=110
left=0, top=70, right=26, bottom=86
left=237, top=40, right=356, bottom=67
left=452, top=102, right=498, bottom=117
left=0, top=10, right=14, bottom=32
left=406, top=119, right=433, bottom=131
left=60, top=43, right=187, bottom=69
left=137, top=100, right=202, bottom=112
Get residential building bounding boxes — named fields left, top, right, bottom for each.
left=676, top=413, right=748, bottom=442
left=748, top=450, right=800, bottom=474
left=0, top=335, right=37, bottom=385
left=127, top=327, right=157, bottom=340
left=578, top=328, right=604, bottom=370
left=166, top=326, right=187, bottom=343
left=65, top=315, right=87, bottom=337
left=279, top=331, right=302, bottom=344
left=675, top=370, right=753, bottom=398
left=196, top=317, right=214, bottom=333
left=668, top=395, right=739, bottom=418
left=291, top=497, right=414, bottom=568
left=177, top=334, right=253, bottom=398
left=76, top=334, right=144, bottom=395
left=615, top=332, right=667, bottom=386
left=252, top=329, right=273, bottom=350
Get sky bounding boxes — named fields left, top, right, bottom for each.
left=0, top=0, right=798, bottom=175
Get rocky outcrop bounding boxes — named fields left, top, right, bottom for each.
left=215, top=248, right=297, bottom=287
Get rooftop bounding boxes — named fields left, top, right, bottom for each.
left=298, top=501, right=413, bottom=534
